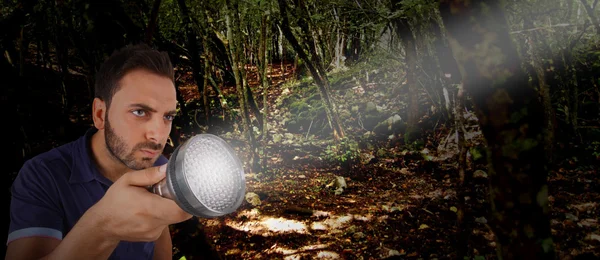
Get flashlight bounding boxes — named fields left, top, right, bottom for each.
left=148, top=134, right=246, bottom=218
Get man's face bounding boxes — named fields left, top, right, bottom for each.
left=104, top=68, right=177, bottom=170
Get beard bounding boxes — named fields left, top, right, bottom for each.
left=105, top=116, right=163, bottom=170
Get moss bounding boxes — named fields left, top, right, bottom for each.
left=404, top=125, right=422, bottom=147
left=470, top=145, right=486, bottom=163
left=289, top=101, right=309, bottom=115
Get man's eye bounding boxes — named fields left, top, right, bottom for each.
left=165, top=115, right=175, bottom=121
left=132, top=110, right=146, bottom=116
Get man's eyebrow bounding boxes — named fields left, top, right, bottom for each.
left=167, top=109, right=177, bottom=115
left=129, top=103, right=157, bottom=113
left=130, top=103, right=177, bottom=115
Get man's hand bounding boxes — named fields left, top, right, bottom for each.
left=89, top=164, right=193, bottom=242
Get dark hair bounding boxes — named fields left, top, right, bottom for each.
left=94, top=43, right=174, bottom=107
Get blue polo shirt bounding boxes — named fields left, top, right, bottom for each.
left=7, top=128, right=168, bottom=259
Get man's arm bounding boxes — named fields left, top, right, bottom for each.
left=5, top=206, right=120, bottom=260
left=153, top=226, right=173, bottom=260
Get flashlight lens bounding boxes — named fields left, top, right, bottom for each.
left=183, top=135, right=244, bottom=213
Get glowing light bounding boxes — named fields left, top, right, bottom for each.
left=263, top=217, right=308, bottom=233
left=266, top=243, right=332, bottom=257
left=311, top=222, right=327, bottom=230
left=225, top=217, right=308, bottom=236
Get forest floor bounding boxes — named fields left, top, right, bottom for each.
left=169, top=62, right=600, bottom=260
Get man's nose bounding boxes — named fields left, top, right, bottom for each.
left=145, top=116, right=167, bottom=143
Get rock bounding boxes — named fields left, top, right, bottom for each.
left=373, top=115, right=405, bottom=135
left=245, top=192, right=261, bottom=207
left=339, top=109, right=352, bottom=120
left=353, top=232, right=365, bottom=239
left=360, top=153, right=375, bottom=165
left=365, top=102, right=377, bottom=113
left=364, top=114, right=385, bottom=130
left=388, top=114, right=402, bottom=125
left=328, top=176, right=347, bottom=195
left=388, top=250, right=402, bottom=257
left=443, top=189, right=456, bottom=200
left=346, top=225, right=357, bottom=234
left=473, top=170, right=488, bottom=178
left=475, top=217, right=487, bottom=224
left=565, top=213, right=579, bottom=221
left=272, top=134, right=283, bottom=143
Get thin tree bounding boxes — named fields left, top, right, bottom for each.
left=277, top=0, right=345, bottom=140
left=439, top=0, right=555, bottom=258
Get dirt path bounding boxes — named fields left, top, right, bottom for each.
left=170, top=63, right=600, bottom=259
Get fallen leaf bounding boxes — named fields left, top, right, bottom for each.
left=578, top=219, right=598, bottom=228
left=419, top=224, right=429, bottom=230
left=570, top=202, right=597, bottom=212
left=450, top=206, right=458, bottom=213
left=585, top=233, right=600, bottom=242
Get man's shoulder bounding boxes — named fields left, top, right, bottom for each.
left=18, top=138, right=81, bottom=182
left=28, top=138, right=79, bottom=166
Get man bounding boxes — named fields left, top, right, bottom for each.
left=5, top=43, right=193, bottom=259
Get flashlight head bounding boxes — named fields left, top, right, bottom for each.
left=164, top=134, right=246, bottom=218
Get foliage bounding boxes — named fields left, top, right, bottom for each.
left=322, top=137, right=360, bottom=166
left=586, top=141, right=600, bottom=158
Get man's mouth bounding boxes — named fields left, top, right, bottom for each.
left=140, top=149, right=159, bottom=157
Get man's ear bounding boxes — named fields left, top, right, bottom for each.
left=92, top=98, right=106, bottom=130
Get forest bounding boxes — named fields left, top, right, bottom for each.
left=1, top=0, right=599, bottom=259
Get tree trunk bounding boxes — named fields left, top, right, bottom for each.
left=144, top=0, right=162, bottom=44
left=277, top=25, right=286, bottom=77
left=523, top=17, right=556, bottom=163
left=225, top=0, right=259, bottom=170
left=580, top=0, right=600, bottom=34
left=203, top=37, right=211, bottom=124
left=51, top=1, right=70, bottom=115
left=277, top=0, right=345, bottom=140
left=439, top=1, right=555, bottom=259
left=176, top=0, right=205, bottom=133
left=567, top=0, right=575, bottom=20
left=393, top=13, right=419, bottom=144
left=258, top=9, right=270, bottom=172
left=431, top=13, right=462, bottom=121
left=454, top=82, right=471, bottom=259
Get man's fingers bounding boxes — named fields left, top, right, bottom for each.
left=123, top=164, right=167, bottom=187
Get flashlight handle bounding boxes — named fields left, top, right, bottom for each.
left=147, top=178, right=175, bottom=200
